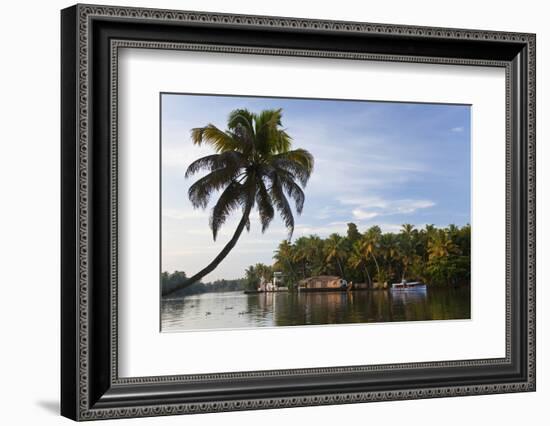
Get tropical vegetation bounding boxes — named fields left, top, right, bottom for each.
left=271, top=223, right=470, bottom=288
left=244, top=263, right=274, bottom=291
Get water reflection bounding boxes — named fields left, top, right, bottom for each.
left=161, top=287, right=470, bottom=332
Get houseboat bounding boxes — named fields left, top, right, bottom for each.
left=298, top=276, right=351, bottom=292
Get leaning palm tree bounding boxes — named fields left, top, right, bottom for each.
left=162, top=108, right=314, bottom=296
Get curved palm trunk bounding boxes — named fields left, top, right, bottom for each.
left=162, top=203, right=252, bottom=297
left=364, top=265, right=372, bottom=288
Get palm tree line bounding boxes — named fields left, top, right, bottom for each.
left=264, top=222, right=470, bottom=289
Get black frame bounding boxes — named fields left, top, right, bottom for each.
left=61, top=4, right=536, bottom=421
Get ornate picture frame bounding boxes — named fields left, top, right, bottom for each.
left=61, top=4, right=535, bottom=420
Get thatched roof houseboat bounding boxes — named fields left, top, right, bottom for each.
left=298, top=275, right=347, bottom=290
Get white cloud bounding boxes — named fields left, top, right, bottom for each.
left=352, top=209, right=379, bottom=220
left=451, top=126, right=464, bottom=132
left=339, top=196, right=435, bottom=218
left=394, top=200, right=436, bottom=214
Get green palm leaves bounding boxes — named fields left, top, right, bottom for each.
left=186, top=108, right=313, bottom=240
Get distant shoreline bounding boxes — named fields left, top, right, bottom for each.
left=163, top=282, right=471, bottom=300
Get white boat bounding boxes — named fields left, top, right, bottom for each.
left=391, top=281, right=427, bottom=291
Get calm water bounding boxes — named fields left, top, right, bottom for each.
left=161, top=287, right=470, bottom=332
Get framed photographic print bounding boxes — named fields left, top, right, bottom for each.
left=61, top=4, right=536, bottom=421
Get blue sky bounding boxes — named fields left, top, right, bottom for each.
left=161, top=94, right=471, bottom=280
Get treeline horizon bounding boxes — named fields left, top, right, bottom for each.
left=162, top=222, right=470, bottom=297
left=161, top=271, right=246, bottom=298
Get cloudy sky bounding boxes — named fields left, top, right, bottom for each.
left=161, top=94, right=470, bottom=281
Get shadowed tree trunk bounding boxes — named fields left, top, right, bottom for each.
left=337, top=258, right=345, bottom=278
left=371, top=253, right=381, bottom=282
left=162, top=203, right=253, bottom=297
left=364, top=266, right=372, bottom=288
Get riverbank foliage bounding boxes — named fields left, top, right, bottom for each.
left=162, top=223, right=470, bottom=297
left=271, top=223, right=470, bottom=288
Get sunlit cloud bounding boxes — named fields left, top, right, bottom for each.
left=352, top=209, right=380, bottom=220
left=341, top=196, right=435, bottom=219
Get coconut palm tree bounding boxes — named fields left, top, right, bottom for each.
left=399, top=223, right=417, bottom=280
left=304, top=235, right=327, bottom=275
left=428, top=229, right=459, bottom=260
left=348, top=240, right=372, bottom=286
left=273, top=239, right=297, bottom=286
left=274, top=239, right=294, bottom=269
left=244, top=263, right=272, bottom=290
left=325, top=233, right=348, bottom=277
left=162, top=108, right=314, bottom=296
left=360, top=226, right=382, bottom=281
left=379, top=233, right=401, bottom=281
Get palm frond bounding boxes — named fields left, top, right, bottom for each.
left=185, top=151, right=245, bottom=178
left=190, top=124, right=244, bottom=153
left=255, top=177, right=275, bottom=232
left=188, top=168, right=240, bottom=209
left=227, top=110, right=253, bottom=145
left=272, top=149, right=314, bottom=186
left=227, top=109, right=255, bottom=132
left=270, top=176, right=295, bottom=238
left=276, top=170, right=305, bottom=214
left=209, top=181, right=246, bottom=240
left=186, top=154, right=221, bottom=178
left=254, top=109, right=291, bottom=154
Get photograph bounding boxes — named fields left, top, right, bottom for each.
left=160, top=93, right=472, bottom=332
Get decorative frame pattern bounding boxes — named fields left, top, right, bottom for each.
left=61, top=4, right=536, bottom=421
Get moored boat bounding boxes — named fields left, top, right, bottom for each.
left=391, top=281, right=427, bottom=291
left=297, top=276, right=352, bottom=292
